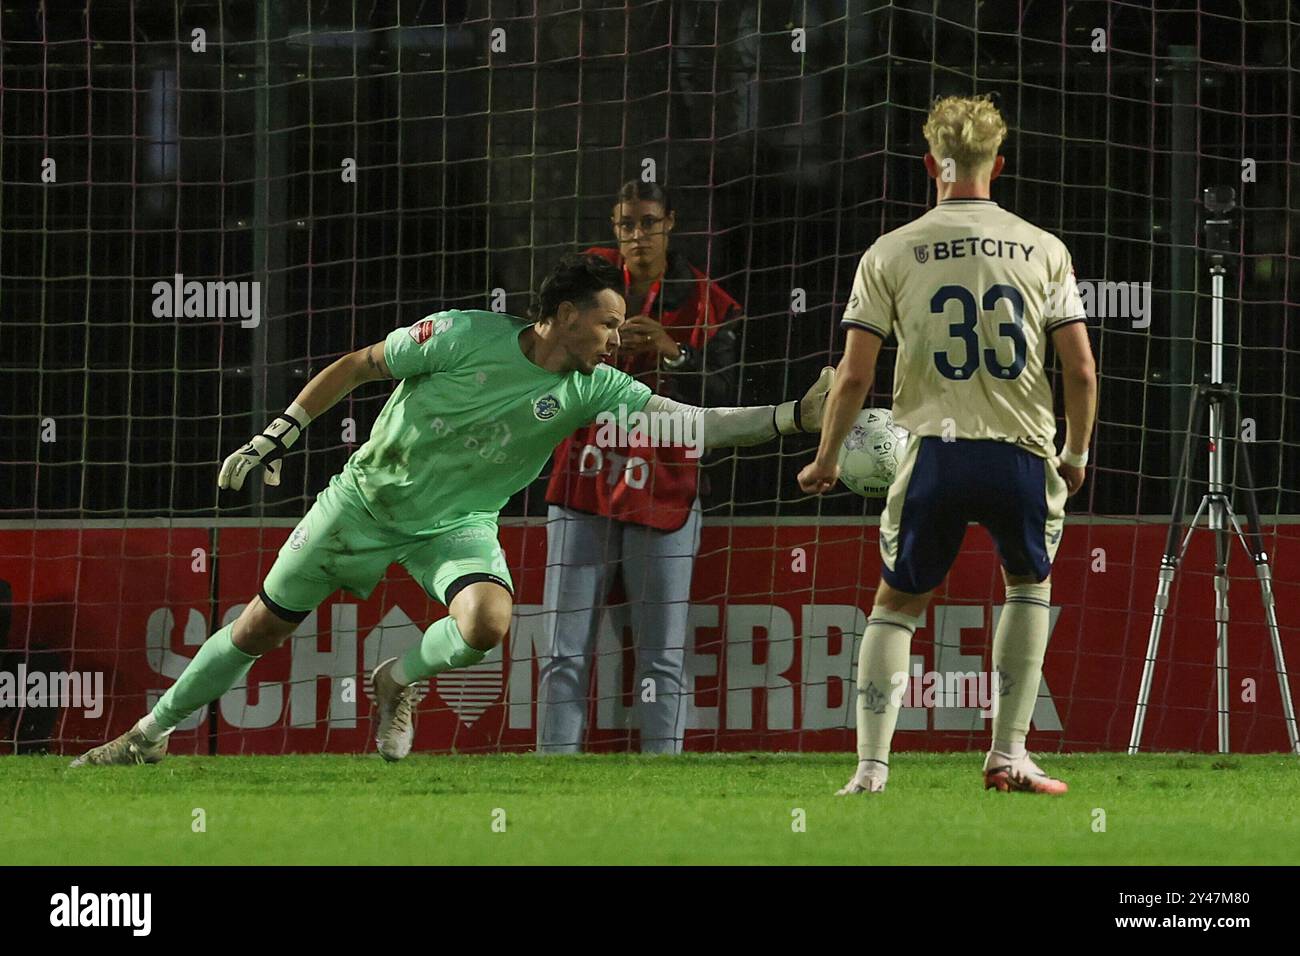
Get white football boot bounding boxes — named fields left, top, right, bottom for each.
left=836, top=759, right=889, bottom=795
left=371, top=657, right=416, bottom=762
left=70, top=726, right=169, bottom=767
left=983, top=751, right=1068, bottom=795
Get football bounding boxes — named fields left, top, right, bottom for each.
left=837, top=407, right=910, bottom=497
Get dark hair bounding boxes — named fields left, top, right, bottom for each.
left=613, top=179, right=673, bottom=214
left=531, top=252, right=623, bottom=322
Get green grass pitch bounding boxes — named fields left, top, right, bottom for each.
left=3, top=752, right=1297, bottom=865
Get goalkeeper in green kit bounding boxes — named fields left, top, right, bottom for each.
left=73, top=254, right=834, bottom=765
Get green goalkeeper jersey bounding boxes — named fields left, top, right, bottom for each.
left=334, top=309, right=652, bottom=534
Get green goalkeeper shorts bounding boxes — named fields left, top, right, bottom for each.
left=258, top=475, right=513, bottom=621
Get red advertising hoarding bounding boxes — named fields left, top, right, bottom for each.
left=2, top=521, right=1297, bottom=754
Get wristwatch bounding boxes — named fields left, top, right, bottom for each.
left=661, top=343, right=692, bottom=370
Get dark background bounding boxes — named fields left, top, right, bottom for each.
left=2, top=0, right=1297, bottom=521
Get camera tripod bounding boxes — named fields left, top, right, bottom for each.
left=1128, top=187, right=1299, bottom=755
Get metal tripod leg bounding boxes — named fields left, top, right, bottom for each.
left=1218, top=502, right=1300, bottom=753
left=1130, top=497, right=1210, bottom=754
left=1228, top=395, right=1300, bottom=754
left=1209, top=368, right=1232, bottom=751
left=1213, top=492, right=1231, bottom=754
left=1130, top=390, right=1206, bottom=754
left=1258, top=563, right=1300, bottom=754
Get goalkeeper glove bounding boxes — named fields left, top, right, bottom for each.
left=218, top=402, right=312, bottom=491
left=774, top=366, right=835, bottom=435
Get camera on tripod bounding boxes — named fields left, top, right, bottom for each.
left=1202, top=186, right=1236, bottom=268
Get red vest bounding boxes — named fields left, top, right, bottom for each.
left=545, top=247, right=741, bottom=531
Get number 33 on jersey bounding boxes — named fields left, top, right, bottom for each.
left=841, top=198, right=1086, bottom=458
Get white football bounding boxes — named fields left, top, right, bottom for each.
left=837, top=408, right=909, bottom=498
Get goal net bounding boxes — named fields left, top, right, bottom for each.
left=1, top=0, right=1297, bottom=755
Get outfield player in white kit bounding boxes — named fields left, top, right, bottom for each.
left=799, top=94, right=1098, bottom=794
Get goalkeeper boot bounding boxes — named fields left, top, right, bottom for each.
left=836, top=759, right=888, bottom=795
left=69, top=726, right=169, bottom=767
left=983, top=751, right=1068, bottom=795
left=371, top=657, right=416, bottom=762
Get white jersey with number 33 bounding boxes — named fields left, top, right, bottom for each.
left=841, top=198, right=1086, bottom=459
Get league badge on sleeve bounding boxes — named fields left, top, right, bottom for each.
left=409, top=318, right=435, bottom=344
left=408, top=315, right=453, bottom=344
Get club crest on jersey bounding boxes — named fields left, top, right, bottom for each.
left=533, top=394, right=561, bottom=420
left=288, top=523, right=310, bottom=551
left=913, top=244, right=929, bottom=263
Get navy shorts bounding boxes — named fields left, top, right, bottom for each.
left=879, top=437, right=1067, bottom=594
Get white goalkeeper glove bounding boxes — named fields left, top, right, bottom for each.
left=218, top=402, right=313, bottom=491
left=774, top=366, right=836, bottom=435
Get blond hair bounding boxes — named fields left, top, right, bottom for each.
left=922, top=94, right=1007, bottom=179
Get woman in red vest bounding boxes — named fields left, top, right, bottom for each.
left=537, top=181, right=743, bottom=753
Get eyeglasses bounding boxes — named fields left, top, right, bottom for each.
left=612, top=215, right=667, bottom=237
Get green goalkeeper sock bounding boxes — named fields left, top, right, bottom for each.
left=141, top=623, right=259, bottom=739
left=989, top=581, right=1053, bottom=758
left=855, top=607, right=919, bottom=764
left=393, top=616, right=485, bottom=685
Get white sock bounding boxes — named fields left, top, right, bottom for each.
left=855, top=607, right=920, bottom=764
left=855, top=757, right=890, bottom=782
left=990, top=581, right=1052, bottom=760
left=135, top=713, right=168, bottom=743
left=989, top=743, right=1027, bottom=763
